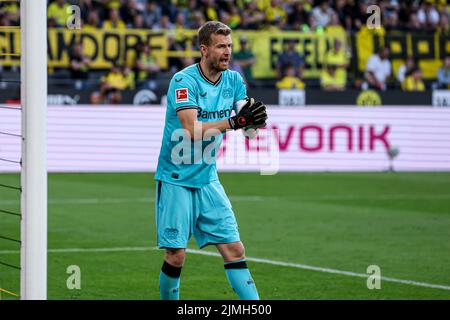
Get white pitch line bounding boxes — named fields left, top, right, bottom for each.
left=0, top=246, right=449, bottom=292
left=185, top=249, right=450, bottom=292
left=0, top=195, right=265, bottom=205
left=0, top=246, right=156, bottom=255
left=1, top=194, right=449, bottom=206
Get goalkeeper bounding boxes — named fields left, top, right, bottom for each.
left=154, top=21, right=267, bottom=300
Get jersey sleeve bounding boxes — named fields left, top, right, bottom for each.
left=233, top=72, right=248, bottom=114
left=168, top=74, right=198, bottom=112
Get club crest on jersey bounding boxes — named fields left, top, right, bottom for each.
left=222, top=88, right=233, bottom=99
left=175, top=88, right=188, bottom=103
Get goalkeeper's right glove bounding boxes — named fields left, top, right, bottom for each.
left=228, top=98, right=267, bottom=130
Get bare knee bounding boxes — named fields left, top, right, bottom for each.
left=217, top=242, right=245, bottom=263
left=164, top=248, right=185, bottom=267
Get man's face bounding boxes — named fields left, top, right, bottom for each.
left=380, top=48, right=389, bottom=60
left=328, top=66, right=336, bottom=75
left=75, top=43, right=82, bottom=54
left=286, top=66, right=295, bottom=77
left=202, top=34, right=232, bottom=72
left=110, top=10, right=118, bottom=21
left=88, top=11, right=99, bottom=22
left=288, top=40, right=296, bottom=51
left=334, top=40, right=341, bottom=51
left=444, top=57, right=450, bottom=69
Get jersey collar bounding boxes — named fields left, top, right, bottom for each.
left=197, top=63, right=222, bottom=86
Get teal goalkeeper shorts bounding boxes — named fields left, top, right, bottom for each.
left=155, top=180, right=241, bottom=249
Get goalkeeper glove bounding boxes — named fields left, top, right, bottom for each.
left=228, top=98, right=268, bottom=130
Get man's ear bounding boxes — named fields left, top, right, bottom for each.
left=200, top=44, right=208, bottom=57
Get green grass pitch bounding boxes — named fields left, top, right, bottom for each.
left=0, top=172, right=449, bottom=300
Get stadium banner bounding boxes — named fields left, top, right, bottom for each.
left=354, top=29, right=450, bottom=80
left=1, top=106, right=450, bottom=173
left=231, top=30, right=346, bottom=79
left=0, top=28, right=344, bottom=78
left=305, top=89, right=431, bottom=106
left=1, top=28, right=448, bottom=79
left=0, top=85, right=434, bottom=106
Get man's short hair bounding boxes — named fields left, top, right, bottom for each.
left=198, top=21, right=231, bottom=46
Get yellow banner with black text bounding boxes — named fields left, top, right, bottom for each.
left=0, top=28, right=346, bottom=79
left=0, top=28, right=448, bottom=79
left=355, top=29, right=449, bottom=79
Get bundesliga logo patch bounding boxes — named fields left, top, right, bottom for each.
left=175, top=88, right=188, bottom=103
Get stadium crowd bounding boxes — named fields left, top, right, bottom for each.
left=0, top=0, right=433, bottom=33
left=0, top=1, right=449, bottom=103
left=37, top=0, right=450, bottom=33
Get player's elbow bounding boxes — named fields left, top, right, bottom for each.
left=182, top=125, right=202, bottom=142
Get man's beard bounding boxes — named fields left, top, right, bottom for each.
left=208, top=57, right=229, bottom=72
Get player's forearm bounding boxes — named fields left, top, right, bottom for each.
left=185, top=119, right=231, bottom=141
left=178, top=99, right=267, bottom=141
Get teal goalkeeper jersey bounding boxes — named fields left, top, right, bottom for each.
left=155, top=63, right=247, bottom=188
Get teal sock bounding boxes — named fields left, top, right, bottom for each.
left=225, top=260, right=260, bottom=300
left=159, top=261, right=181, bottom=300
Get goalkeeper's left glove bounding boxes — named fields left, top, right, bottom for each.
left=229, top=99, right=267, bottom=130
left=244, top=101, right=268, bottom=132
